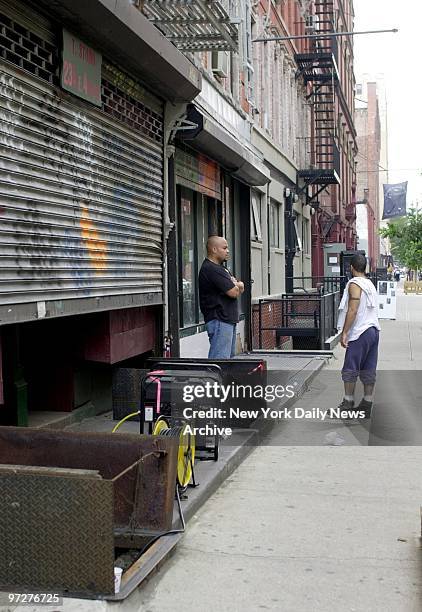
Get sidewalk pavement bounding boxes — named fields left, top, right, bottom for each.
left=136, top=446, right=422, bottom=612
left=123, top=290, right=422, bottom=612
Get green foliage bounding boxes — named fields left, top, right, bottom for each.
left=379, top=209, right=422, bottom=271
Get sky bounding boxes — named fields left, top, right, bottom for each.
left=354, top=0, right=422, bottom=206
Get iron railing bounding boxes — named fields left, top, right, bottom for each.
left=257, top=290, right=340, bottom=351
left=286, top=276, right=346, bottom=295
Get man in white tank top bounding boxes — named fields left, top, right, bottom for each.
left=337, top=253, right=381, bottom=418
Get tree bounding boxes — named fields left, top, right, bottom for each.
left=379, top=209, right=422, bottom=273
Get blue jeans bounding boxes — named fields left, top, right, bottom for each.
left=205, top=319, right=236, bottom=359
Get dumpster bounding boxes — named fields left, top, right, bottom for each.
left=0, top=427, right=178, bottom=598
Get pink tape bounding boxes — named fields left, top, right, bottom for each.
left=248, top=362, right=265, bottom=374
left=146, top=370, right=165, bottom=415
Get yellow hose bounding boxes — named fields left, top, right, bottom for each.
left=112, top=411, right=140, bottom=433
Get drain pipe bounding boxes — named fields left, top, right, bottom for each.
left=163, top=103, right=188, bottom=358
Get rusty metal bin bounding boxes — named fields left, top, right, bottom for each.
left=0, top=427, right=178, bottom=598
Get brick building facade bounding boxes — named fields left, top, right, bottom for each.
left=355, top=82, right=382, bottom=269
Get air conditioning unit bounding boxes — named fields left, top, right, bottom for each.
left=211, top=51, right=229, bottom=78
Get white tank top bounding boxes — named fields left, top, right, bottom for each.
left=348, top=278, right=381, bottom=342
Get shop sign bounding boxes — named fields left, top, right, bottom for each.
left=175, top=149, right=221, bottom=200
left=61, top=30, right=102, bottom=106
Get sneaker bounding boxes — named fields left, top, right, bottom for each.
left=356, top=398, right=372, bottom=419
left=337, top=398, right=354, bottom=412
left=337, top=398, right=360, bottom=424
left=327, top=399, right=356, bottom=422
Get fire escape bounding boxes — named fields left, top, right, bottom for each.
left=295, top=0, right=340, bottom=205
left=139, top=0, right=239, bottom=51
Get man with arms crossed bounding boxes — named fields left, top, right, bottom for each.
left=199, top=236, right=244, bottom=359
left=337, top=253, right=381, bottom=418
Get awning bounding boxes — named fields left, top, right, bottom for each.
left=178, top=105, right=270, bottom=186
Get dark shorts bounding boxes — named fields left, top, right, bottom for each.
left=342, top=326, right=380, bottom=385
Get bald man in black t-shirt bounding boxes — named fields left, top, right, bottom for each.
left=198, top=236, right=244, bottom=358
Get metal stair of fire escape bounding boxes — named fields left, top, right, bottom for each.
left=296, top=0, right=340, bottom=187
left=313, top=1, right=338, bottom=178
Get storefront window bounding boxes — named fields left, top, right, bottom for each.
left=206, top=198, right=222, bottom=237
left=178, top=188, right=225, bottom=329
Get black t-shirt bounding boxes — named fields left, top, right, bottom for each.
left=198, top=259, right=239, bottom=324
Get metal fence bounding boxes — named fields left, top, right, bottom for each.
left=257, top=290, right=340, bottom=351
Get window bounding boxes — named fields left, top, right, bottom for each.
left=293, top=217, right=302, bottom=252
left=178, top=188, right=223, bottom=329
left=269, top=200, right=281, bottom=248
left=251, top=191, right=262, bottom=241
left=302, top=218, right=310, bottom=254
left=179, top=194, right=196, bottom=327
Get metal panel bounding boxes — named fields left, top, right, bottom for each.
left=0, top=466, right=115, bottom=595
left=0, top=61, right=164, bottom=308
